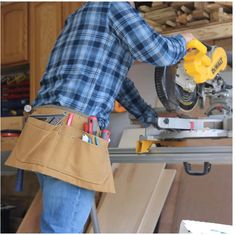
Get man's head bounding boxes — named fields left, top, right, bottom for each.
left=134, top=2, right=153, bottom=10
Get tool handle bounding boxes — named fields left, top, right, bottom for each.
left=202, top=42, right=213, bottom=52
left=88, top=116, right=98, bottom=135
left=15, top=169, right=24, bottom=192
left=187, top=39, right=207, bottom=54
left=101, top=129, right=110, bottom=142
left=66, top=113, right=74, bottom=126
left=83, top=122, right=89, bottom=133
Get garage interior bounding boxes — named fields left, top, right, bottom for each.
left=1, top=1, right=233, bottom=233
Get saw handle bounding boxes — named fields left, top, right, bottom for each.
left=186, top=39, right=207, bottom=54
left=185, top=39, right=211, bottom=67
left=202, top=42, right=213, bottom=52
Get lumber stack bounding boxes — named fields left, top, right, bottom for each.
left=139, top=2, right=232, bottom=32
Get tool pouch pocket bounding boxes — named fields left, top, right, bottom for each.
left=13, top=117, right=110, bottom=185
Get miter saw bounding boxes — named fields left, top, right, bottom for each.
left=137, top=39, right=232, bottom=154
left=155, top=39, right=232, bottom=114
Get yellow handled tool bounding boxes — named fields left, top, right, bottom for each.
left=184, top=39, right=227, bottom=84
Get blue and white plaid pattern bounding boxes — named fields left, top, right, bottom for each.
left=33, top=2, right=186, bottom=129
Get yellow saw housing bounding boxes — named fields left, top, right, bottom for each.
left=184, top=39, right=227, bottom=84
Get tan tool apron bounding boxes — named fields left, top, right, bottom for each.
left=5, top=105, right=115, bottom=193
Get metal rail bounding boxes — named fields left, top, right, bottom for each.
left=109, top=146, right=232, bottom=164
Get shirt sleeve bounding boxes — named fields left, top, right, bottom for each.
left=116, top=77, right=157, bottom=124
left=109, top=2, right=186, bottom=66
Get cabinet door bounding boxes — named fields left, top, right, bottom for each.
left=62, top=2, right=84, bottom=24
left=30, top=2, right=62, bottom=102
left=1, top=3, right=28, bottom=65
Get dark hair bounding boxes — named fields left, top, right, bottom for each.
left=134, top=2, right=153, bottom=10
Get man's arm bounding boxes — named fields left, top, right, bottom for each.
left=116, top=77, right=157, bottom=126
left=109, top=2, right=192, bottom=66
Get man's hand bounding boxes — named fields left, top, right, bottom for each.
left=139, top=107, right=159, bottom=128
left=181, top=32, right=195, bottom=43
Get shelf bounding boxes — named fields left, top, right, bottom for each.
left=164, top=21, right=232, bottom=41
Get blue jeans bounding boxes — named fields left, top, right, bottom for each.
left=36, top=173, right=94, bottom=233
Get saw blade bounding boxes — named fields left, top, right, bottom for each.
left=155, top=65, right=199, bottom=112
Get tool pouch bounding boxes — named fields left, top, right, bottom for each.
left=5, top=110, right=115, bottom=193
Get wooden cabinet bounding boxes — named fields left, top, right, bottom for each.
left=62, top=2, right=84, bottom=24
left=30, top=2, right=62, bottom=102
left=29, top=2, right=84, bottom=101
left=1, top=3, right=28, bottom=65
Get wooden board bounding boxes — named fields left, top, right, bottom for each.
left=137, top=169, right=176, bottom=233
left=17, top=190, right=42, bottom=233
left=165, top=22, right=232, bottom=41
left=118, top=128, right=145, bottom=148
left=87, top=163, right=166, bottom=233
left=155, top=165, right=183, bottom=233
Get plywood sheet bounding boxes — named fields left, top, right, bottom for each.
left=87, top=163, right=166, bottom=233
left=118, top=128, right=145, bottom=148
left=17, top=190, right=41, bottom=233
left=137, top=169, right=176, bottom=233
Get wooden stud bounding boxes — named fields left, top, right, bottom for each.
left=180, top=5, right=192, bottom=14
left=165, top=22, right=232, bottom=41
left=166, top=20, right=176, bottom=28
left=187, top=19, right=210, bottom=27
left=176, top=14, right=188, bottom=25
left=192, top=10, right=210, bottom=20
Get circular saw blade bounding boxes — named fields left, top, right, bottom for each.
left=155, top=65, right=199, bottom=112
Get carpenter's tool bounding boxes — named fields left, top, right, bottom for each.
left=135, top=114, right=232, bottom=176
left=94, top=136, right=100, bottom=145
left=155, top=39, right=232, bottom=112
left=30, top=114, right=65, bottom=125
left=83, top=122, right=89, bottom=133
left=88, top=116, right=98, bottom=135
left=101, top=129, right=110, bottom=142
left=66, top=113, right=74, bottom=126
left=83, top=120, right=94, bottom=144
left=131, top=39, right=232, bottom=175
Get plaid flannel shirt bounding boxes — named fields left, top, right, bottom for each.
left=33, top=2, right=186, bottom=129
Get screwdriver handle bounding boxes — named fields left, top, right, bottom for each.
left=83, top=122, right=89, bottom=133
left=101, top=130, right=110, bottom=142
left=66, top=113, right=74, bottom=126
left=88, top=116, right=98, bottom=135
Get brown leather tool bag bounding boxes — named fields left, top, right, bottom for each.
left=5, top=106, right=115, bottom=193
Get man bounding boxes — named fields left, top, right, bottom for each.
left=7, top=2, right=195, bottom=233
